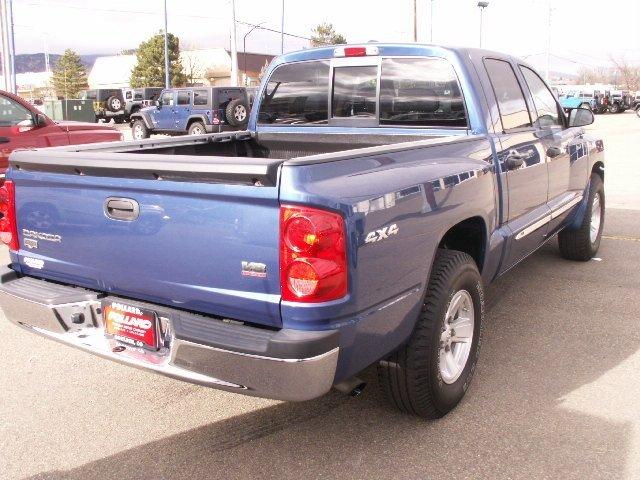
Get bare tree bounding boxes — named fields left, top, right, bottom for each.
left=608, top=55, right=640, bottom=91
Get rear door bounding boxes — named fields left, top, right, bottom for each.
left=483, top=58, right=550, bottom=269
left=518, top=65, right=587, bottom=233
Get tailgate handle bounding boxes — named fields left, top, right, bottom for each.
left=105, top=197, right=139, bottom=221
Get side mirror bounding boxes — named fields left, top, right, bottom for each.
left=34, top=113, right=47, bottom=127
left=155, top=100, right=162, bottom=108
left=569, top=107, right=594, bottom=127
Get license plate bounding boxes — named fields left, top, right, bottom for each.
left=103, top=300, right=159, bottom=350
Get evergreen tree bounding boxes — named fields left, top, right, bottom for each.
left=51, top=49, right=87, bottom=99
left=130, top=32, right=186, bottom=88
left=310, top=23, right=347, bottom=47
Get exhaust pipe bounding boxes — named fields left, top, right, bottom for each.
left=334, top=377, right=366, bottom=397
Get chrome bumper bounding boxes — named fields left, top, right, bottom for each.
left=0, top=273, right=339, bottom=402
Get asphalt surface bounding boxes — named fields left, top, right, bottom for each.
left=1, top=112, right=639, bottom=479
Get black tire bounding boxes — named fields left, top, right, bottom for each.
left=636, top=107, right=640, bottom=118
left=106, top=96, right=122, bottom=112
left=378, top=249, right=484, bottom=418
left=609, top=103, right=620, bottom=114
left=131, top=119, right=149, bottom=140
left=558, top=173, right=604, bottom=261
left=188, top=121, right=206, bottom=135
left=113, top=116, right=125, bottom=124
left=225, top=99, right=248, bottom=127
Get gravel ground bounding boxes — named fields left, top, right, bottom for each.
left=1, top=112, right=639, bottom=480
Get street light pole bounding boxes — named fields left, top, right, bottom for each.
left=243, top=23, right=264, bottom=86
left=163, top=0, right=170, bottom=88
left=230, top=0, right=238, bottom=86
left=280, top=0, right=285, bottom=54
left=430, top=0, right=434, bottom=43
left=412, top=0, right=418, bottom=42
left=477, top=2, right=489, bottom=48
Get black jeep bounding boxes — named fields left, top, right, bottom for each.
left=82, top=89, right=126, bottom=123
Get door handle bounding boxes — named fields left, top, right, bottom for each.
left=104, top=197, right=139, bottom=221
left=546, top=146, right=563, bottom=158
left=505, top=150, right=526, bottom=170
left=0, top=137, right=10, bottom=144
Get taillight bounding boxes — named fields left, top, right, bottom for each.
left=280, top=205, right=347, bottom=303
left=0, top=180, right=18, bottom=250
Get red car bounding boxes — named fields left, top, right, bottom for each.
left=0, top=90, right=122, bottom=179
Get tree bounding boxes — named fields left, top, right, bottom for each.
left=130, top=31, right=186, bottom=88
left=51, top=49, right=87, bottom=99
left=310, top=23, right=347, bottom=47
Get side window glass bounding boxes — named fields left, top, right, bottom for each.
left=484, top=59, right=532, bottom=131
left=161, top=92, right=174, bottom=106
left=193, top=90, right=208, bottom=106
left=177, top=91, right=191, bottom=105
left=0, top=96, right=33, bottom=127
left=520, top=66, right=562, bottom=128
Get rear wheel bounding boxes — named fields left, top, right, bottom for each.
left=131, top=119, right=149, bottom=140
left=188, top=121, right=206, bottom=135
left=113, top=116, right=125, bottom=124
left=609, top=103, right=620, bottom=114
left=558, top=173, right=604, bottom=261
left=636, top=107, right=640, bottom=118
left=378, top=249, right=484, bottom=418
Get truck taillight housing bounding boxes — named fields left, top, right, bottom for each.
left=280, top=205, right=347, bottom=303
left=0, top=180, right=18, bottom=250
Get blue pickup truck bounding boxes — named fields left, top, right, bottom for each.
left=0, top=44, right=604, bottom=419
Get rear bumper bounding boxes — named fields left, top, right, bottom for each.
left=0, top=267, right=339, bottom=401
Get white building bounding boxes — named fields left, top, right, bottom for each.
left=87, top=48, right=274, bottom=89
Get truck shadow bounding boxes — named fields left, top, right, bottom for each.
left=26, top=210, right=640, bottom=480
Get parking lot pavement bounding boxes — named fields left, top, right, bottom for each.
left=1, top=112, right=639, bottom=480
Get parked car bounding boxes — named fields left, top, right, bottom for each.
left=129, top=86, right=249, bottom=139
left=81, top=88, right=126, bottom=123
left=559, top=90, right=596, bottom=111
left=0, top=89, right=122, bottom=180
left=0, top=44, right=604, bottom=419
left=124, top=87, right=163, bottom=120
left=607, top=90, right=632, bottom=113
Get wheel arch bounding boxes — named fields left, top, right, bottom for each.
left=436, top=215, right=488, bottom=274
left=131, top=113, right=153, bottom=130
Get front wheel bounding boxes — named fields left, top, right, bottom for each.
left=609, top=103, right=620, bottom=114
left=131, top=119, right=149, bottom=140
left=378, top=249, right=484, bottom=418
left=636, top=107, right=640, bottom=118
left=558, top=173, right=604, bottom=261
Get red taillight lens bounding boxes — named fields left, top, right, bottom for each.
left=0, top=180, right=18, bottom=250
left=280, top=205, right=347, bottom=303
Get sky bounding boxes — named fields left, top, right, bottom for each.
left=11, top=0, right=640, bottom=75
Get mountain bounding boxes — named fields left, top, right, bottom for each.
left=12, top=53, right=105, bottom=74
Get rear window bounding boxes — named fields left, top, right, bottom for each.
left=259, top=60, right=330, bottom=125
left=332, top=66, right=377, bottom=119
left=193, top=89, right=208, bottom=106
left=380, top=58, right=467, bottom=127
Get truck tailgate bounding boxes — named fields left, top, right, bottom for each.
left=9, top=151, right=283, bottom=328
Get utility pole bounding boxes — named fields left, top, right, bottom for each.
left=430, top=0, right=434, bottom=43
left=163, top=0, right=170, bottom=88
left=477, top=2, right=489, bottom=48
left=280, top=0, right=285, bottom=54
left=545, top=2, right=551, bottom=82
left=413, top=0, right=418, bottom=42
left=7, top=0, right=14, bottom=93
left=230, top=0, right=238, bottom=86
